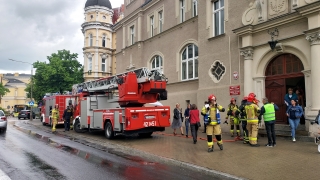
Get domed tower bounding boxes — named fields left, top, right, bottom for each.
left=82, top=0, right=115, bottom=81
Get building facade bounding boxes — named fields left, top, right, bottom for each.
left=0, top=73, right=31, bottom=110
left=113, top=0, right=320, bottom=136
left=82, top=0, right=117, bottom=81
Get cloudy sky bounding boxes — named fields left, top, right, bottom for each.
left=0, top=0, right=123, bottom=74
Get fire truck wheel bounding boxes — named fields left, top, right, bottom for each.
left=138, top=132, right=153, bottom=138
left=105, top=122, right=114, bottom=139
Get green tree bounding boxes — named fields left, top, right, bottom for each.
left=0, top=82, right=10, bottom=104
left=25, top=50, right=84, bottom=102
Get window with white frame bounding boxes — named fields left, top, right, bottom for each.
left=88, top=57, right=92, bottom=71
left=101, top=58, right=106, bottom=72
left=150, top=16, right=154, bottom=37
left=130, top=26, right=135, bottom=45
left=89, top=34, right=93, bottom=46
left=181, top=44, right=198, bottom=80
left=102, top=35, right=106, bottom=47
left=213, top=0, right=224, bottom=36
left=193, top=0, right=198, bottom=17
left=151, top=55, right=163, bottom=73
left=158, top=11, right=163, bottom=33
left=180, top=0, right=185, bottom=23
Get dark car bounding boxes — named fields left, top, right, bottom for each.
left=18, top=110, right=36, bottom=119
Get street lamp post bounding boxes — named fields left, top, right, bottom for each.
left=8, top=59, right=34, bottom=121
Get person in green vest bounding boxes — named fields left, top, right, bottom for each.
left=258, top=97, right=279, bottom=147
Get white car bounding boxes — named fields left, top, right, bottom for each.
left=0, top=110, right=7, bottom=132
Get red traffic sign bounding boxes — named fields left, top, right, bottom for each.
left=229, top=85, right=240, bottom=96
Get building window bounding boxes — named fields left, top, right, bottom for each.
left=193, top=0, right=198, bottom=17
left=181, top=44, right=198, bottom=81
left=213, top=0, right=224, bottom=36
left=150, top=16, right=154, bottom=37
left=151, top=56, right=163, bottom=73
left=89, top=34, right=93, bottom=46
left=102, top=35, right=106, bottom=47
left=130, top=26, right=135, bottom=45
left=103, top=16, right=106, bottom=20
left=102, top=58, right=106, bottom=72
left=180, top=0, right=185, bottom=23
left=158, top=11, right=163, bottom=33
left=88, top=57, right=92, bottom=71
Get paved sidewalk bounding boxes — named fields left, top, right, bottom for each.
left=17, top=119, right=319, bottom=180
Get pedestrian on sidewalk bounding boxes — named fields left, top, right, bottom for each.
left=172, top=103, right=184, bottom=135
left=201, top=101, right=208, bottom=133
left=184, top=104, right=191, bottom=138
left=226, top=98, right=240, bottom=139
left=201, top=94, right=225, bottom=152
left=286, top=99, right=303, bottom=142
left=63, top=105, right=73, bottom=132
left=259, top=97, right=279, bottom=147
left=189, top=104, right=200, bottom=144
left=51, top=104, right=59, bottom=133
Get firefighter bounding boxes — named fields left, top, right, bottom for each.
left=51, top=104, right=59, bottom=133
left=68, top=103, right=74, bottom=130
left=249, top=92, right=259, bottom=106
left=226, top=98, right=240, bottom=139
left=245, top=95, right=261, bottom=147
left=237, top=96, right=249, bottom=144
left=63, top=105, right=73, bottom=132
left=201, top=94, right=225, bottom=152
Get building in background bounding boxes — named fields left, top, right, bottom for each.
left=0, top=73, right=31, bottom=110
left=113, top=0, right=320, bottom=136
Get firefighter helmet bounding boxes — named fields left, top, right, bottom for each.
left=247, top=96, right=255, bottom=102
left=208, top=94, right=216, bottom=101
left=230, top=98, right=236, bottom=102
left=249, top=93, right=256, bottom=98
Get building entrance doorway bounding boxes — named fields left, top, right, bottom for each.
left=265, top=54, right=305, bottom=124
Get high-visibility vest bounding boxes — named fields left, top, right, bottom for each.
left=263, top=104, right=275, bottom=121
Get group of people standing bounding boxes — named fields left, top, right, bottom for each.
left=51, top=103, right=74, bottom=133
left=172, top=89, right=305, bottom=152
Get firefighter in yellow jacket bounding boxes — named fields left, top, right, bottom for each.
left=201, top=94, right=225, bottom=152
left=226, top=98, right=241, bottom=139
left=51, top=104, right=59, bottom=133
left=245, top=96, right=260, bottom=147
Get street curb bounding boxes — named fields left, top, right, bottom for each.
left=13, top=123, right=245, bottom=180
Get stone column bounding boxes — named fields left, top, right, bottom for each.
left=306, top=30, right=320, bottom=110
left=240, top=47, right=254, bottom=96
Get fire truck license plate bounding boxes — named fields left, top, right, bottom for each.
left=143, top=121, right=156, bottom=127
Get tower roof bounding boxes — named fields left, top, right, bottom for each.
left=85, top=0, right=112, bottom=9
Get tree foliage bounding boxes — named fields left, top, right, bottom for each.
left=25, top=50, right=84, bottom=102
left=0, top=83, right=10, bottom=97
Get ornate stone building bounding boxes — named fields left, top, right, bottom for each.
left=83, top=0, right=116, bottom=81
left=114, top=0, right=320, bottom=136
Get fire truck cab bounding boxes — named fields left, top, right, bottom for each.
left=72, top=67, right=170, bottom=139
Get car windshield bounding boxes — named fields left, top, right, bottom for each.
left=21, top=111, right=29, bottom=113
left=0, top=111, right=4, bottom=116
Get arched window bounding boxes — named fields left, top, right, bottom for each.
left=265, top=54, right=304, bottom=76
left=89, top=34, right=93, bottom=46
left=151, top=55, right=163, bottom=73
left=181, top=44, right=198, bottom=80
left=102, top=35, right=106, bottom=47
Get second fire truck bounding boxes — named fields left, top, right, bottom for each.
left=71, top=67, right=171, bottom=139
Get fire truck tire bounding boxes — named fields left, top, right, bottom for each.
left=138, top=132, right=153, bottom=138
left=105, top=122, right=114, bottom=139
left=49, top=118, right=52, bottom=127
left=74, top=119, right=84, bottom=133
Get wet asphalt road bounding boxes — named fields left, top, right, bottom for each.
left=0, top=120, right=232, bottom=180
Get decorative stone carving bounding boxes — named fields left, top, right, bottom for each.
left=240, top=47, right=254, bottom=60
left=208, top=61, right=226, bottom=83
left=269, top=0, right=287, bottom=16
left=275, top=43, right=285, bottom=53
left=242, top=0, right=266, bottom=25
left=305, top=0, right=317, bottom=4
left=306, top=31, right=320, bottom=45
left=256, top=0, right=264, bottom=20
left=126, top=58, right=135, bottom=71
left=292, top=0, right=298, bottom=7
left=100, top=53, right=108, bottom=59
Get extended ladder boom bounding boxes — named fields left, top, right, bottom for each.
left=72, top=67, right=167, bottom=95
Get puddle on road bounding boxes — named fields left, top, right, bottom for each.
left=25, top=152, right=67, bottom=180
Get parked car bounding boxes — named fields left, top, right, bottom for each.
left=0, top=110, right=7, bottom=132
left=18, top=110, right=36, bottom=119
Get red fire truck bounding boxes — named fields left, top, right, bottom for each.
left=41, top=94, right=75, bottom=127
left=72, top=67, right=170, bottom=139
